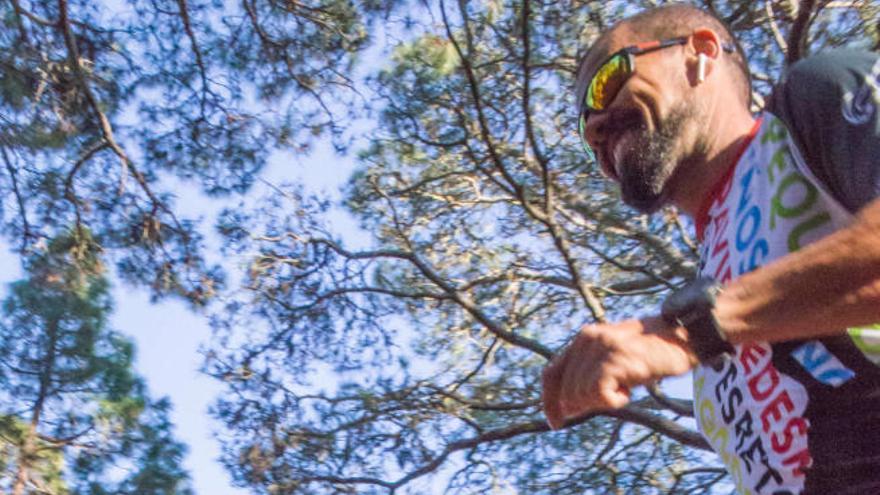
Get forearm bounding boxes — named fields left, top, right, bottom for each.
left=714, top=197, right=880, bottom=344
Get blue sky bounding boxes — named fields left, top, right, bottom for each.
left=123, top=140, right=363, bottom=493
left=111, top=287, right=246, bottom=494
left=0, top=135, right=363, bottom=493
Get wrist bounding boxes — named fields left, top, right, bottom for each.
left=661, top=277, right=734, bottom=364
left=642, top=316, right=700, bottom=369
left=711, top=282, right=750, bottom=345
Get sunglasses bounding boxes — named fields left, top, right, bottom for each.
left=577, top=37, right=735, bottom=158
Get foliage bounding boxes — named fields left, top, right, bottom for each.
left=0, top=231, right=192, bottom=493
left=206, top=0, right=879, bottom=493
left=0, top=0, right=393, bottom=305
left=0, top=1, right=399, bottom=493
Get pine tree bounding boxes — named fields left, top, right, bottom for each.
left=0, top=231, right=192, bottom=494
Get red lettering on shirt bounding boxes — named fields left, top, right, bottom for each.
left=748, top=360, right=780, bottom=401
left=715, top=169, right=734, bottom=206
left=739, top=343, right=768, bottom=375
left=771, top=417, right=809, bottom=454
left=783, top=448, right=812, bottom=477
left=761, top=390, right=794, bottom=432
left=710, top=209, right=730, bottom=256
left=712, top=251, right=730, bottom=279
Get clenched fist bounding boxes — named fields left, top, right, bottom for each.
left=542, top=316, right=697, bottom=429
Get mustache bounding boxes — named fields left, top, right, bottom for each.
left=603, top=107, right=644, bottom=136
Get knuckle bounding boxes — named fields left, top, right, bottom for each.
left=595, top=327, right=618, bottom=346
left=598, top=362, right=618, bottom=380
left=578, top=323, right=599, bottom=338
left=596, top=381, right=623, bottom=409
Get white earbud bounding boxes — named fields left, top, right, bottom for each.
left=697, top=53, right=707, bottom=83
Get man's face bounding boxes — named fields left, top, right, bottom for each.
left=577, top=26, right=705, bottom=213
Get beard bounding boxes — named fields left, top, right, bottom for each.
left=615, top=103, right=699, bottom=213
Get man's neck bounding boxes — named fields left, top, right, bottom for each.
left=672, top=108, right=758, bottom=218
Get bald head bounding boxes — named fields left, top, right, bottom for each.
left=578, top=4, right=751, bottom=106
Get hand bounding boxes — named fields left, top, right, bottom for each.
left=542, top=316, right=696, bottom=429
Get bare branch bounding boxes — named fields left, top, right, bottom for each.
left=0, top=146, right=33, bottom=251
left=340, top=405, right=708, bottom=492
left=786, top=0, right=817, bottom=65
left=308, top=236, right=555, bottom=358
left=440, top=0, right=607, bottom=322
left=57, top=0, right=174, bottom=214
left=9, top=0, right=55, bottom=27
left=176, top=0, right=211, bottom=115
left=646, top=382, right=694, bottom=417
left=63, top=140, right=109, bottom=202
left=765, top=0, right=789, bottom=55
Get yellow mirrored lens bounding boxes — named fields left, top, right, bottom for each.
left=586, top=54, right=628, bottom=111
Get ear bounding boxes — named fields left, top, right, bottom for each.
left=687, top=29, right=723, bottom=86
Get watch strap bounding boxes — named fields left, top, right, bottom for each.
left=661, top=277, right=733, bottom=363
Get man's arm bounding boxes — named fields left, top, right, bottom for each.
left=716, top=197, right=880, bottom=344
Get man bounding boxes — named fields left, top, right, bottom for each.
left=541, top=4, right=880, bottom=494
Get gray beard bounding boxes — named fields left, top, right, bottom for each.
left=617, top=104, right=696, bottom=213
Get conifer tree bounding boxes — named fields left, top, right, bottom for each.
left=0, top=231, right=192, bottom=494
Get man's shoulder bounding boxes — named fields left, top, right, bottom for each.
left=769, top=49, right=879, bottom=117
left=765, top=49, right=880, bottom=214
left=784, top=49, right=878, bottom=77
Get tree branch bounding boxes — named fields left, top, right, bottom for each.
left=443, top=0, right=607, bottom=322
left=176, top=0, right=210, bottom=115
left=58, top=0, right=178, bottom=218
left=314, top=405, right=709, bottom=492
left=786, top=0, right=817, bottom=65
left=646, top=382, right=694, bottom=417
left=0, top=146, right=32, bottom=251
left=307, top=236, right=555, bottom=358
left=765, top=0, right=789, bottom=55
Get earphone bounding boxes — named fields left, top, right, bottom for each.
left=697, top=53, right=707, bottom=83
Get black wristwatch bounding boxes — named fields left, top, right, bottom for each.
left=661, top=277, right=734, bottom=364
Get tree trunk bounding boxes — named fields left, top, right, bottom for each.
left=13, top=317, right=59, bottom=495
left=12, top=424, right=36, bottom=495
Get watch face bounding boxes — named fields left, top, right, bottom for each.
left=662, top=278, right=730, bottom=364
left=661, top=282, right=699, bottom=320
left=662, top=277, right=719, bottom=319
